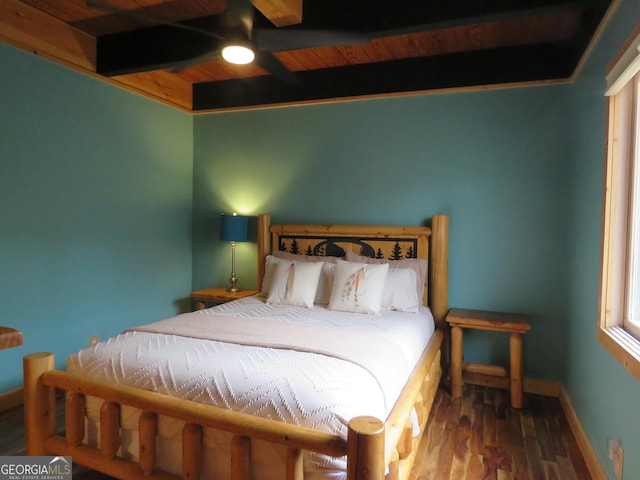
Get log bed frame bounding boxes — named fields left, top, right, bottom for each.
left=23, top=214, right=449, bottom=480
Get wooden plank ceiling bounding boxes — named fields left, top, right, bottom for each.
left=0, top=0, right=615, bottom=113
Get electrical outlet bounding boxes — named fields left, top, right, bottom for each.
left=608, top=437, right=624, bottom=480
left=88, top=335, right=99, bottom=347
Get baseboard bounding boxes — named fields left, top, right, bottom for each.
left=559, top=386, right=608, bottom=480
left=0, top=387, right=23, bottom=411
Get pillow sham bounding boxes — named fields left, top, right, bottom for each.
left=345, top=251, right=428, bottom=302
left=382, top=267, right=419, bottom=313
left=261, top=255, right=282, bottom=296
left=270, top=252, right=336, bottom=304
left=266, top=261, right=323, bottom=308
left=328, top=260, right=389, bottom=314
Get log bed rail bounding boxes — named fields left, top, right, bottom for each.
left=23, top=214, right=449, bottom=480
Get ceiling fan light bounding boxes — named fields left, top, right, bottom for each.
left=222, top=44, right=255, bottom=65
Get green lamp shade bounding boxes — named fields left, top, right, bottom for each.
left=221, top=214, right=248, bottom=242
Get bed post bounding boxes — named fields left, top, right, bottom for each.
left=23, top=352, right=56, bottom=455
left=257, top=214, right=271, bottom=292
left=347, top=416, right=385, bottom=480
left=430, top=215, right=449, bottom=374
left=429, top=214, right=449, bottom=327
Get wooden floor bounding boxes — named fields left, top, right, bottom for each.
left=411, top=384, right=592, bottom=480
left=0, top=385, right=591, bottom=480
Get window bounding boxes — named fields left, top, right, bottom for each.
left=599, top=25, right=640, bottom=380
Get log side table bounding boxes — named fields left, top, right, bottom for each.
left=446, top=308, right=531, bottom=408
left=190, top=287, right=260, bottom=310
left=0, top=326, right=23, bottom=351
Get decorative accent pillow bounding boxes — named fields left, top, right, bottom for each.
left=328, top=261, right=389, bottom=314
left=345, top=251, right=428, bottom=303
left=382, top=268, right=419, bottom=313
left=266, top=261, right=323, bottom=308
left=272, top=252, right=337, bottom=304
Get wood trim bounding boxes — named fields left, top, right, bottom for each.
left=193, top=78, right=573, bottom=115
left=570, top=0, right=620, bottom=83
left=0, top=386, right=24, bottom=411
left=523, top=377, right=562, bottom=397
left=559, top=386, right=608, bottom=480
left=597, top=326, right=640, bottom=380
left=597, top=25, right=640, bottom=380
left=606, top=17, right=640, bottom=75
left=0, top=0, right=95, bottom=71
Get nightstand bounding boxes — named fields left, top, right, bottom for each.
left=190, top=287, right=259, bottom=310
left=0, top=326, right=23, bottom=350
left=446, top=308, right=530, bottom=408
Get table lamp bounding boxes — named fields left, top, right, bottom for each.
left=221, top=213, right=249, bottom=292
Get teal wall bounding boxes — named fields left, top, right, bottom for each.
left=0, top=43, right=194, bottom=392
left=193, top=83, right=573, bottom=381
left=565, top=1, right=640, bottom=478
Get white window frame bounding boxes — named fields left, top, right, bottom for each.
left=599, top=24, right=640, bottom=381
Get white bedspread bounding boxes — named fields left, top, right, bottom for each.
left=67, top=295, right=435, bottom=474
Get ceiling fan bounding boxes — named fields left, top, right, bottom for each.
left=87, top=0, right=371, bottom=85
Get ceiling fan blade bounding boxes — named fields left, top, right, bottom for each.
left=225, top=0, right=255, bottom=35
left=253, top=27, right=371, bottom=52
left=255, top=51, right=301, bottom=86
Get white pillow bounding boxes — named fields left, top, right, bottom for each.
left=328, top=261, right=389, bottom=314
left=345, top=251, right=428, bottom=302
left=382, top=268, right=419, bottom=313
left=263, top=255, right=335, bottom=304
left=266, top=261, right=323, bottom=308
left=315, top=262, right=335, bottom=304
left=261, top=255, right=280, bottom=296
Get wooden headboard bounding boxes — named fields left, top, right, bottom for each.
left=256, top=215, right=449, bottom=328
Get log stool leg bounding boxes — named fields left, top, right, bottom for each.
left=450, top=326, right=463, bottom=398
left=509, top=332, right=523, bottom=408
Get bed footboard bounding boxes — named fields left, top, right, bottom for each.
left=24, top=331, right=442, bottom=480
left=24, top=352, right=391, bottom=480
left=23, top=338, right=441, bottom=480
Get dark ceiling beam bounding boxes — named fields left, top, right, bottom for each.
left=258, top=0, right=607, bottom=37
left=192, top=42, right=575, bottom=111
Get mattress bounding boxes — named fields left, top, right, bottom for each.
left=67, top=295, right=436, bottom=479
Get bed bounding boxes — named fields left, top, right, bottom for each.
left=23, top=214, right=449, bottom=480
